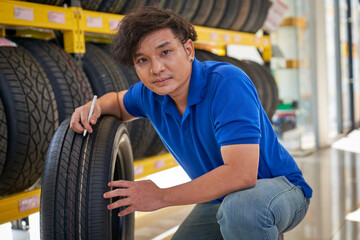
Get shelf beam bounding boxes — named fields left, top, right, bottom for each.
left=0, top=188, right=41, bottom=225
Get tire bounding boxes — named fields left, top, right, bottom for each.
left=25, top=0, right=65, bottom=6
left=84, top=43, right=129, bottom=95
left=81, top=0, right=103, bottom=11
left=0, top=45, right=58, bottom=195
left=255, top=62, right=279, bottom=119
left=251, top=0, right=271, bottom=34
left=230, top=0, right=251, bottom=31
left=146, top=0, right=169, bottom=9
left=240, top=0, right=262, bottom=33
left=0, top=97, right=7, bottom=177
left=164, top=0, right=185, bottom=14
left=120, top=0, right=147, bottom=14
left=179, top=0, right=201, bottom=21
left=217, top=0, right=241, bottom=30
left=204, top=0, right=227, bottom=28
left=14, top=38, right=93, bottom=122
left=41, top=117, right=134, bottom=240
left=97, top=0, right=127, bottom=13
left=191, top=0, right=214, bottom=26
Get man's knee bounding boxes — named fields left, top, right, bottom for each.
left=217, top=190, right=273, bottom=230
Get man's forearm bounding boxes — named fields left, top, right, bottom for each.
left=98, top=92, right=122, bottom=119
left=160, top=164, right=257, bottom=207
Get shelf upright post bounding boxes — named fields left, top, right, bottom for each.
left=0, top=28, right=5, bottom=37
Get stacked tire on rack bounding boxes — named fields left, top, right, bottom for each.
left=0, top=39, right=93, bottom=196
left=27, top=0, right=270, bottom=33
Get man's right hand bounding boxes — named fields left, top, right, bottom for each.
left=70, top=99, right=101, bottom=134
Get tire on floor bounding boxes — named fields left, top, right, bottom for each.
left=41, top=116, right=134, bottom=240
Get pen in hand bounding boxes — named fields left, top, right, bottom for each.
left=83, top=95, right=97, bottom=137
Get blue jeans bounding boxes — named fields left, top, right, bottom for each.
left=171, top=176, right=310, bottom=240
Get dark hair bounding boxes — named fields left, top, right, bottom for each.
left=111, top=6, right=198, bottom=67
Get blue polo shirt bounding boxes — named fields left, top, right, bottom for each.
left=124, top=58, right=312, bottom=202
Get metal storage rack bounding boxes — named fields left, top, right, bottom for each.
left=0, top=0, right=272, bottom=224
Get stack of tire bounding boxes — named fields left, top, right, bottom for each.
left=195, top=50, right=279, bottom=119
left=0, top=38, right=93, bottom=196
left=25, top=0, right=270, bottom=33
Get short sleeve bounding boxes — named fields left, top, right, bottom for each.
left=123, top=82, right=147, bottom=118
left=210, top=67, right=262, bottom=146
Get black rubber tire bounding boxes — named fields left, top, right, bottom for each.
left=83, top=42, right=133, bottom=144
left=164, top=0, right=185, bottom=14
left=217, top=0, right=241, bottom=30
left=0, top=45, right=58, bottom=195
left=191, top=0, right=215, bottom=26
left=97, top=0, right=127, bottom=13
left=240, top=0, right=262, bottom=33
left=251, top=0, right=271, bottom=34
left=120, top=0, right=147, bottom=14
left=0, top=97, right=7, bottom=177
left=147, top=0, right=169, bottom=9
left=179, top=0, right=201, bottom=21
left=204, top=0, right=227, bottom=28
left=230, top=0, right=251, bottom=31
left=252, top=62, right=279, bottom=119
left=40, top=116, right=134, bottom=240
left=25, top=0, right=65, bottom=6
left=142, top=134, right=167, bottom=158
left=14, top=38, right=93, bottom=122
left=81, top=0, right=103, bottom=11
left=84, top=43, right=129, bottom=96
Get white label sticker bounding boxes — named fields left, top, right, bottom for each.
left=86, top=16, right=102, bottom=28
left=223, top=34, right=230, bottom=42
left=210, top=33, right=218, bottom=41
left=0, top=38, right=17, bottom=47
left=19, top=195, right=40, bottom=212
left=109, top=19, right=120, bottom=31
left=14, top=6, right=34, bottom=21
left=154, top=159, right=165, bottom=169
left=48, top=11, right=65, bottom=24
left=134, top=166, right=144, bottom=177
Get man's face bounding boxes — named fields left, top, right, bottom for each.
left=133, top=28, right=194, bottom=99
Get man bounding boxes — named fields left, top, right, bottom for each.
left=70, top=7, right=312, bottom=240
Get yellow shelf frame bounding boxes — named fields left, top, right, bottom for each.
left=0, top=188, right=40, bottom=225
left=133, top=153, right=178, bottom=179
left=0, top=0, right=84, bottom=53
left=0, top=0, right=271, bottom=61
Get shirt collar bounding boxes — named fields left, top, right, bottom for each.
left=187, top=57, right=207, bottom=107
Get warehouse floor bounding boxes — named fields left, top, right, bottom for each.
left=1, top=131, right=360, bottom=240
